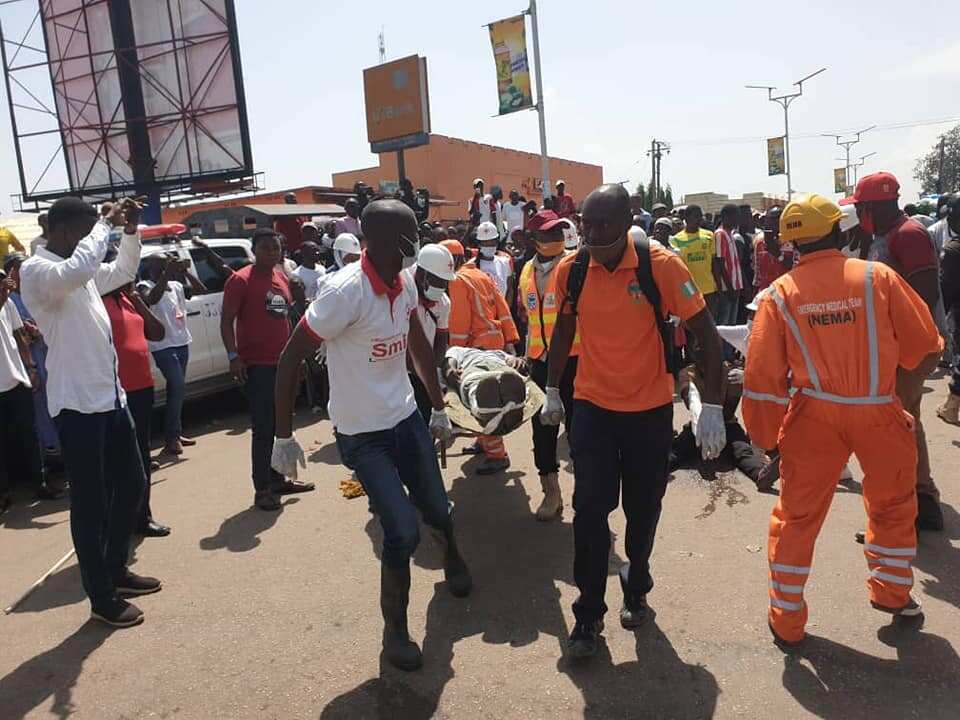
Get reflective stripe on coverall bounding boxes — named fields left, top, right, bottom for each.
left=742, top=250, right=942, bottom=643
left=448, top=265, right=519, bottom=350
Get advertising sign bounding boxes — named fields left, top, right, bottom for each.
left=363, top=55, right=431, bottom=152
left=834, top=167, right=848, bottom=194
left=767, top=137, right=786, bottom=176
left=488, top=15, right=534, bottom=115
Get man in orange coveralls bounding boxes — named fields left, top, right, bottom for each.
left=439, top=239, right=520, bottom=474
left=742, top=193, right=943, bottom=648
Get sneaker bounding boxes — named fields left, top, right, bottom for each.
left=619, top=565, right=649, bottom=629
left=566, top=621, right=604, bottom=659
left=255, top=490, right=281, bottom=511
left=916, top=493, right=944, bottom=532
left=477, top=457, right=511, bottom=475
left=116, top=572, right=162, bottom=597
left=179, top=436, right=197, bottom=447
left=271, top=479, right=316, bottom=495
left=91, top=597, right=144, bottom=628
left=872, top=596, right=923, bottom=618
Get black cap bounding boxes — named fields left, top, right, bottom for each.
left=47, top=196, right=97, bottom=233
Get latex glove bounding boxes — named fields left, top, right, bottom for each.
left=696, top=404, right=726, bottom=461
left=271, top=435, right=306, bottom=479
left=540, top=386, right=564, bottom=426
left=688, top=382, right=703, bottom=434
left=429, top=408, right=454, bottom=445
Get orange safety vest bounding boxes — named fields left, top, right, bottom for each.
left=448, top=265, right=520, bottom=350
left=520, top=259, right=580, bottom=360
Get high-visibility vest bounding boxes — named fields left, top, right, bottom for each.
left=520, top=259, right=580, bottom=360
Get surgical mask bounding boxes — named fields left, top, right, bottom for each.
left=478, top=245, right=497, bottom=259
left=424, top=285, right=446, bottom=302
left=535, top=257, right=558, bottom=273
left=535, top=240, right=565, bottom=258
left=398, top=234, right=419, bottom=269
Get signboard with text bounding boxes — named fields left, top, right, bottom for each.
left=363, top=55, right=431, bottom=152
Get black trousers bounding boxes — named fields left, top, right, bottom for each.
left=244, top=365, right=283, bottom=492
left=672, top=420, right=767, bottom=484
left=56, top=406, right=146, bottom=607
left=529, top=356, right=577, bottom=475
left=126, top=387, right=155, bottom=526
left=569, top=400, right=673, bottom=624
left=0, top=383, right=44, bottom=496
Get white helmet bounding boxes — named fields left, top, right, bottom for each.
left=417, top=244, right=456, bottom=281
left=559, top=219, right=579, bottom=251
left=839, top=203, right=859, bottom=233
left=476, top=221, right=499, bottom=242
left=333, top=233, right=361, bottom=268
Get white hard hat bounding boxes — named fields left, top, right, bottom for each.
left=476, top=221, right=499, bottom=242
left=559, top=218, right=579, bottom=250
left=417, top=244, right=456, bottom=281
left=839, top=203, right=859, bottom=233
left=333, top=233, right=360, bottom=254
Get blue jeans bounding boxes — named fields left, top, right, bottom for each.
left=335, top=411, right=452, bottom=568
left=152, top=345, right=189, bottom=443
left=55, top=407, right=146, bottom=607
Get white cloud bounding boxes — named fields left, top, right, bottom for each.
left=898, top=42, right=960, bottom=79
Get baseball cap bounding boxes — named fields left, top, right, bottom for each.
left=651, top=203, right=668, bottom=212
left=528, top=209, right=564, bottom=232
left=555, top=179, right=566, bottom=187
left=654, top=217, right=674, bottom=230
left=844, top=172, right=900, bottom=205
left=473, top=177, right=484, bottom=187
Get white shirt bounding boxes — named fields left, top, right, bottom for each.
left=139, top=279, right=192, bottom=352
left=304, top=259, right=418, bottom=435
left=502, top=202, right=525, bottom=237
left=416, top=292, right=451, bottom=349
left=20, top=220, right=140, bottom=416
left=30, top=234, right=47, bottom=256
left=0, top=300, right=29, bottom=392
left=929, top=219, right=950, bottom=259
left=471, top=254, right=513, bottom=298
left=292, top=264, right=326, bottom=301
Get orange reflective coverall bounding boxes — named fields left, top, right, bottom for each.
left=743, top=249, right=942, bottom=643
left=447, top=265, right=519, bottom=350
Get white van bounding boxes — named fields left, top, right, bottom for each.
left=137, top=235, right=254, bottom=404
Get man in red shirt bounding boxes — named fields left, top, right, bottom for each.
left=555, top=180, right=576, bottom=218
left=221, top=229, right=315, bottom=510
left=752, top=207, right=795, bottom=293
left=849, top=171, right=944, bottom=530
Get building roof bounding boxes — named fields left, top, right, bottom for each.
left=237, top=203, right=345, bottom=217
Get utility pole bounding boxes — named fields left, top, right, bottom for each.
left=646, top=139, right=670, bottom=202
left=378, top=27, right=385, bottom=64
left=746, top=67, right=826, bottom=200
left=823, top=126, right=875, bottom=195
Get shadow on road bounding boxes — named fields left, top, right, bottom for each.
left=781, top=623, right=960, bottom=718
left=198, top=498, right=299, bottom=553
left=9, top=564, right=86, bottom=614
left=914, top=501, right=960, bottom=611
left=0, top=494, right=69, bottom=531
left=0, top=621, right=114, bottom=719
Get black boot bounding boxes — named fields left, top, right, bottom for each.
left=380, top=564, right=422, bottom=671
left=433, top=524, right=473, bottom=598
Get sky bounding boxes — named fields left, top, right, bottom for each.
left=1, top=0, right=959, bottom=215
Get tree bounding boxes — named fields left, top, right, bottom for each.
left=913, top=124, right=960, bottom=194
left=663, top=184, right=674, bottom=210
left=634, top=183, right=648, bottom=209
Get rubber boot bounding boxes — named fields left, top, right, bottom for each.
left=432, top=524, right=473, bottom=598
left=936, top=393, right=960, bottom=426
left=536, top=473, right=563, bottom=521
left=380, top=564, right=422, bottom=671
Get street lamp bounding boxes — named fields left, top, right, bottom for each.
left=747, top=67, right=827, bottom=200
left=824, top=126, right=875, bottom=194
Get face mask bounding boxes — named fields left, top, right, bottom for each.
left=479, top=245, right=497, bottom=259
left=424, top=285, right=445, bottom=302
left=398, top=235, right=420, bottom=269
left=535, top=257, right=558, bottom=272
left=535, top=240, right=565, bottom=258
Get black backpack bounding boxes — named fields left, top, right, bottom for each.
left=566, top=234, right=681, bottom=378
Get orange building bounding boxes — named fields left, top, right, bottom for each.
left=333, top=133, right=603, bottom=222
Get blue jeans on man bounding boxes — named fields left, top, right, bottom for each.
left=335, top=411, right=452, bottom=568
left=152, top=344, right=189, bottom=445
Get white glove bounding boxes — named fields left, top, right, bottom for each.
left=429, top=408, right=454, bottom=444
left=688, top=382, right=703, bottom=434
left=695, top=404, right=726, bottom=461
left=271, top=435, right=306, bottom=479
left=540, top=386, right=564, bottom=426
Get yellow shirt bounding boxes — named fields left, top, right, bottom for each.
left=0, top=228, right=24, bottom=262
left=670, top=229, right=717, bottom=295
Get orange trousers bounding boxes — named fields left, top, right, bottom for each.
left=479, top=435, right=508, bottom=460
left=768, top=396, right=918, bottom=643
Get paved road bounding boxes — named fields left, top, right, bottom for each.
left=2, top=375, right=959, bottom=719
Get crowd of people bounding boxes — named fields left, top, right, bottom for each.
left=1, top=169, right=958, bottom=669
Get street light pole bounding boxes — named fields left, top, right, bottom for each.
left=823, top=126, right=875, bottom=195
left=527, top=0, right=550, bottom=202
left=747, top=67, right=826, bottom=200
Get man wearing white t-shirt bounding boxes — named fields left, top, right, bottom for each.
left=290, top=241, right=326, bottom=302
left=408, top=244, right=455, bottom=421
left=271, top=200, right=471, bottom=672
left=502, top=189, right=526, bottom=238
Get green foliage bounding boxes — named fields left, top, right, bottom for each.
left=913, top=125, right=960, bottom=195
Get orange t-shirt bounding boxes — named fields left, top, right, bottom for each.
left=555, top=242, right=706, bottom=412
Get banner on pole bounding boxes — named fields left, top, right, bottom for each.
left=767, top=137, right=786, bottom=176
left=834, top=167, right=848, bottom=194
left=488, top=15, right=533, bottom=115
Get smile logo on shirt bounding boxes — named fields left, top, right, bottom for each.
left=370, top=333, right=408, bottom=363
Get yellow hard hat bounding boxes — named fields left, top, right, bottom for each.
left=779, top=193, right=843, bottom=245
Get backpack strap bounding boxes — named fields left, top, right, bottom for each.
left=633, top=235, right=680, bottom=378
left=565, top=247, right=591, bottom=315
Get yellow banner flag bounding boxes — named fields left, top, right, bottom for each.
left=834, top=167, right=848, bottom=194
left=767, top=137, right=785, bottom=176
left=489, top=15, right=533, bottom=115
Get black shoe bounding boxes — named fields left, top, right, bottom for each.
left=255, top=490, right=281, bottom=511
left=36, top=482, right=65, bottom=500
left=462, top=442, right=484, bottom=456
left=769, top=621, right=804, bottom=653
left=91, top=597, right=144, bottom=628
left=138, top=520, right=171, bottom=538
left=271, top=479, right=316, bottom=495
left=116, top=572, right=162, bottom=597
left=476, top=457, right=510, bottom=475
left=380, top=565, right=423, bottom=671
left=566, top=620, right=604, bottom=659
left=916, top=493, right=944, bottom=531
left=618, top=565, right=649, bottom=629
